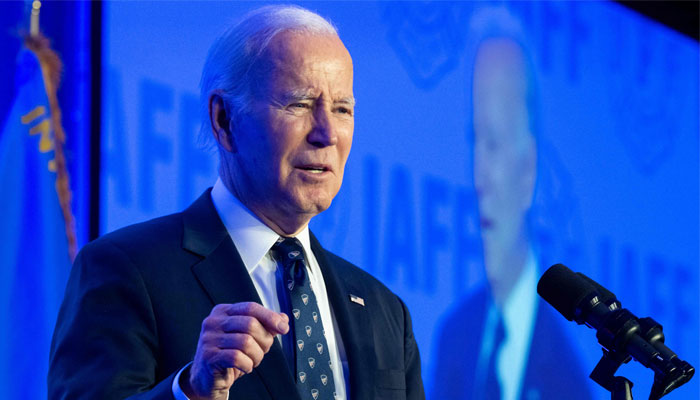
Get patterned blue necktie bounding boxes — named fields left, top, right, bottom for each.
left=273, top=238, right=337, bottom=400
left=474, top=308, right=506, bottom=400
left=483, top=313, right=505, bottom=400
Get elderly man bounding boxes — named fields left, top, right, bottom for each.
left=49, top=6, right=424, bottom=400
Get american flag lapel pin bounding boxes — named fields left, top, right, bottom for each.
left=349, top=294, right=365, bottom=306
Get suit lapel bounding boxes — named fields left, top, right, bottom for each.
left=183, top=190, right=261, bottom=306
left=182, top=190, right=299, bottom=400
left=310, top=233, right=376, bottom=400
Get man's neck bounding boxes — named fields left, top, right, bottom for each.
left=220, top=175, right=310, bottom=237
left=251, top=209, right=310, bottom=237
left=485, top=237, right=530, bottom=308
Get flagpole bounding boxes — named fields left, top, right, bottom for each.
left=30, top=0, right=41, bottom=37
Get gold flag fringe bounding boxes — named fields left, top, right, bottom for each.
left=25, top=34, right=78, bottom=262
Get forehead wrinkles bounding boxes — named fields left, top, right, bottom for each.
left=250, top=32, right=353, bottom=99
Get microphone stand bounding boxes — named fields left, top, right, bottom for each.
left=590, top=348, right=634, bottom=400
left=588, top=317, right=695, bottom=400
left=612, top=377, right=634, bottom=400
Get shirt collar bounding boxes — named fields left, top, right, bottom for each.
left=502, top=248, right=538, bottom=331
left=210, top=178, right=312, bottom=273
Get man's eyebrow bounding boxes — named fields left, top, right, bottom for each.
left=281, top=89, right=315, bottom=103
left=281, top=89, right=355, bottom=107
left=335, top=97, right=356, bottom=107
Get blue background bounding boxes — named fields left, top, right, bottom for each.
left=99, top=2, right=699, bottom=398
left=0, top=1, right=697, bottom=399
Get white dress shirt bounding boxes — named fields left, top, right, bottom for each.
left=496, top=249, right=538, bottom=400
left=173, top=178, right=348, bottom=399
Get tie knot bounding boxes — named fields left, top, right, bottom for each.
left=272, top=237, right=308, bottom=287
left=273, top=237, right=305, bottom=263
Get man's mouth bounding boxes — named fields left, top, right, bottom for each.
left=297, top=164, right=330, bottom=174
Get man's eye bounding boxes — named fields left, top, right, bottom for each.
left=290, top=103, right=309, bottom=109
left=336, top=107, right=353, bottom=115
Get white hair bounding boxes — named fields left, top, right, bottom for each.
left=199, top=5, right=338, bottom=147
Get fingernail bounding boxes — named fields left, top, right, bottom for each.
left=277, top=320, right=288, bottom=332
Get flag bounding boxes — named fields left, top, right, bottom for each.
left=0, top=34, right=77, bottom=399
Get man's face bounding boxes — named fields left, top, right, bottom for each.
left=472, top=38, right=536, bottom=254
left=228, top=31, right=354, bottom=232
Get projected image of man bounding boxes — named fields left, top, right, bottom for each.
left=431, top=9, right=591, bottom=400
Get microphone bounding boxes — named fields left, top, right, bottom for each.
left=537, top=264, right=694, bottom=399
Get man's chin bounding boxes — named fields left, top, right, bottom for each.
left=276, top=199, right=329, bottom=224
left=296, top=198, right=332, bottom=217
left=290, top=187, right=337, bottom=214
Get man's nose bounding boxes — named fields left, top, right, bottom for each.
left=308, top=106, right=338, bottom=147
left=472, top=155, right=489, bottom=198
left=473, top=174, right=486, bottom=199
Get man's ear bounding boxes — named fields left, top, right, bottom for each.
left=209, top=93, right=236, bottom=153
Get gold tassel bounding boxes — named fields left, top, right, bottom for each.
left=25, top=33, right=78, bottom=262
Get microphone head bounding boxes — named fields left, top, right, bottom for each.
left=537, top=264, right=598, bottom=322
left=577, top=272, right=618, bottom=306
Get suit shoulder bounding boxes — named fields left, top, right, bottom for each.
left=436, top=283, right=490, bottom=331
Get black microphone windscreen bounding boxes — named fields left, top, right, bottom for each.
left=537, top=264, right=597, bottom=321
left=577, top=272, right=617, bottom=305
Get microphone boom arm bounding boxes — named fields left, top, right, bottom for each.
left=537, top=264, right=695, bottom=400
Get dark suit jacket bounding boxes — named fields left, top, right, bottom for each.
left=48, top=190, right=424, bottom=400
left=430, top=284, right=593, bottom=400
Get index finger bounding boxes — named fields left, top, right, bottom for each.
left=222, top=302, right=289, bottom=335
